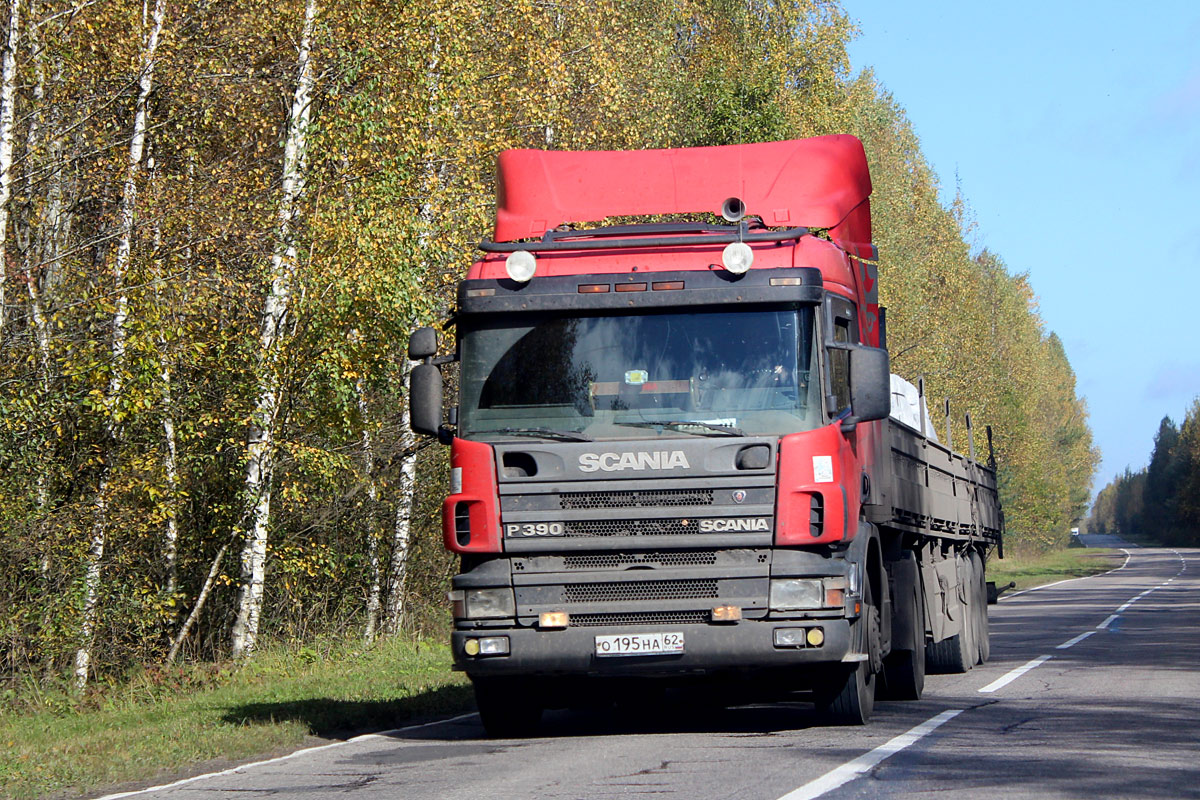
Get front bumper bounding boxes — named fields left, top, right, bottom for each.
left=453, top=617, right=854, bottom=678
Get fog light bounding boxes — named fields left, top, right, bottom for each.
left=711, top=605, right=742, bottom=623
left=463, top=638, right=481, bottom=656
left=806, top=627, right=825, bottom=647
left=505, top=250, right=537, bottom=282
left=477, top=636, right=510, bottom=655
left=774, top=628, right=808, bottom=648
left=539, top=611, right=569, bottom=629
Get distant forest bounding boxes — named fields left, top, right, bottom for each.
left=0, top=0, right=1098, bottom=691
left=1089, top=399, right=1200, bottom=545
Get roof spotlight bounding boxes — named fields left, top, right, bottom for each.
left=505, top=250, right=537, bottom=282
left=722, top=241, right=754, bottom=274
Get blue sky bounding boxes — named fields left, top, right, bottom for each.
left=844, top=1, right=1200, bottom=496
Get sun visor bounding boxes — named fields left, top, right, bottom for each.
left=493, top=135, right=872, bottom=252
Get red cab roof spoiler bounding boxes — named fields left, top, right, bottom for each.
left=493, top=135, right=873, bottom=257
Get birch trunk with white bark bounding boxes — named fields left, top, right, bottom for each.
left=0, top=0, right=21, bottom=337
left=159, top=368, right=180, bottom=594
left=359, top=368, right=382, bottom=643
left=73, top=0, right=167, bottom=690
left=165, top=541, right=227, bottom=664
left=229, top=0, right=318, bottom=660
left=383, top=356, right=417, bottom=636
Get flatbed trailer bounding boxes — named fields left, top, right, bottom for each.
left=407, top=136, right=1004, bottom=735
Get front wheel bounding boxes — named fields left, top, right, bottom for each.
left=817, top=662, right=875, bottom=725
left=474, top=678, right=543, bottom=738
left=817, top=576, right=879, bottom=725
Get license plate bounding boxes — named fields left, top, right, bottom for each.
left=595, top=632, right=684, bottom=657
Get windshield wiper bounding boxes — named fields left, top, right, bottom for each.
left=472, top=427, right=593, bottom=442
left=614, top=420, right=744, bottom=437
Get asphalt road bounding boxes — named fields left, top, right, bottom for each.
left=101, top=544, right=1199, bottom=800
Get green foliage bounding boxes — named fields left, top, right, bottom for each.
left=1089, top=399, right=1200, bottom=545
left=0, top=0, right=1096, bottom=701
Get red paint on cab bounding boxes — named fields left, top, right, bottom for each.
left=443, top=438, right=503, bottom=553
left=776, top=423, right=863, bottom=545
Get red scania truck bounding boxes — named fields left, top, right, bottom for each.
left=407, top=136, right=1003, bottom=735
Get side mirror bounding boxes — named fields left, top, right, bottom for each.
left=844, top=346, right=890, bottom=429
left=409, top=362, right=444, bottom=437
left=408, top=327, right=438, bottom=360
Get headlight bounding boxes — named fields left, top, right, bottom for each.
left=466, top=588, right=516, bottom=619
left=770, top=579, right=823, bottom=610
left=770, top=578, right=849, bottom=611
left=457, top=588, right=516, bottom=619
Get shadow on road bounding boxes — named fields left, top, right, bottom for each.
left=221, top=683, right=475, bottom=739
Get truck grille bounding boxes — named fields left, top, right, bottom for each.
left=564, top=519, right=703, bottom=537
left=559, top=488, right=714, bottom=510
left=563, top=579, right=719, bottom=603
left=562, top=551, right=719, bottom=570
left=568, top=611, right=710, bottom=627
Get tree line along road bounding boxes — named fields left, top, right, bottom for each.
left=97, top=542, right=1198, bottom=800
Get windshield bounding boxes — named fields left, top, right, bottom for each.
left=459, top=307, right=822, bottom=441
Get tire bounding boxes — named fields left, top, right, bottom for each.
left=817, top=574, right=879, bottom=725
left=474, top=678, right=543, bottom=738
left=971, top=551, right=990, bottom=665
left=881, top=571, right=926, bottom=701
left=926, top=555, right=975, bottom=674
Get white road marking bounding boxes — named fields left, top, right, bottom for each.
left=91, top=712, right=479, bottom=800
left=775, top=709, right=964, bottom=800
left=978, top=655, right=1053, bottom=694
left=1097, top=615, right=1119, bottom=629
left=1056, top=631, right=1096, bottom=650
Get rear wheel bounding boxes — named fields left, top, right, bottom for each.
left=474, top=678, right=543, bottom=738
left=817, top=575, right=879, bottom=724
left=926, top=555, right=975, bottom=674
left=971, top=551, right=990, bottom=665
left=881, top=569, right=926, bottom=701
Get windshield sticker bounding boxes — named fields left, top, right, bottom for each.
left=624, top=369, right=649, bottom=385
left=813, top=455, right=834, bottom=483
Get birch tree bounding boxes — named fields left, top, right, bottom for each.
left=73, top=0, right=167, bottom=690
left=358, top=360, right=383, bottom=643
left=229, top=0, right=318, bottom=660
left=382, top=373, right=416, bottom=635
left=0, top=0, right=20, bottom=336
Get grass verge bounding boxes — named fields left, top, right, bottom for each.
left=0, top=637, right=470, bottom=800
left=989, top=547, right=1122, bottom=594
